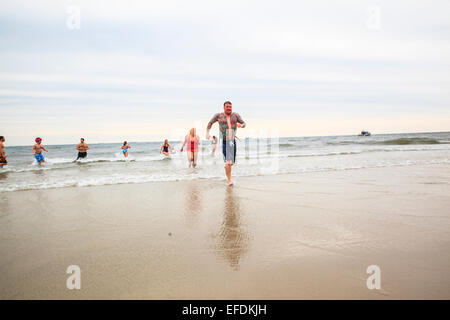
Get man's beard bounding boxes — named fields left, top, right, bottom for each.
left=224, top=110, right=232, bottom=115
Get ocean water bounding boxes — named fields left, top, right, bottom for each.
left=1, top=132, right=449, bottom=192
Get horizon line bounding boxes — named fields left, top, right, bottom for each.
left=3, top=130, right=449, bottom=147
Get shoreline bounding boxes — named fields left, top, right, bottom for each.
left=1, top=163, right=449, bottom=299
left=2, top=159, right=450, bottom=193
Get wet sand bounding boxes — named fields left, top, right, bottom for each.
left=1, top=164, right=449, bottom=299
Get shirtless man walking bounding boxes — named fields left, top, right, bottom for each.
left=206, top=101, right=246, bottom=186
left=0, top=136, right=7, bottom=168
left=32, top=137, right=48, bottom=165
left=75, top=138, right=90, bottom=161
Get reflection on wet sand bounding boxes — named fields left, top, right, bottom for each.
left=183, top=182, right=202, bottom=227
left=216, top=187, right=249, bottom=270
left=0, top=192, right=11, bottom=218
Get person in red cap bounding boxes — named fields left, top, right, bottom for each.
left=32, top=137, right=48, bottom=165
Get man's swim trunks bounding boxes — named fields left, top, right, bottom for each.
left=77, top=152, right=87, bottom=160
left=222, top=139, right=236, bottom=164
left=0, top=155, right=7, bottom=165
left=35, top=153, right=45, bottom=163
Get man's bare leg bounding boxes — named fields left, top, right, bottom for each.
left=224, top=162, right=233, bottom=186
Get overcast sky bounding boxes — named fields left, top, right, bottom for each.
left=1, top=0, right=449, bottom=145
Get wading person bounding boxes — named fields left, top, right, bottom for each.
left=211, top=136, right=217, bottom=156
left=160, top=139, right=174, bottom=157
left=206, top=101, right=246, bottom=186
left=32, top=137, right=48, bottom=165
left=0, top=136, right=7, bottom=168
left=180, top=128, right=200, bottom=168
left=75, top=138, right=89, bottom=161
left=122, top=141, right=131, bottom=158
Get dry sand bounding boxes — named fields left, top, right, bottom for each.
left=1, top=164, right=449, bottom=299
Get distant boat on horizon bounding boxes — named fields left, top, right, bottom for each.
left=358, top=130, right=371, bottom=136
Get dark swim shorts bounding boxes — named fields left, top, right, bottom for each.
left=222, top=139, right=236, bottom=164
left=77, top=152, right=87, bottom=159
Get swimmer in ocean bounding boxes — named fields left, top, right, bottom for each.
left=32, top=137, right=48, bottom=165
left=160, top=139, right=174, bottom=156
left=122, top=141, right=131, bottom=158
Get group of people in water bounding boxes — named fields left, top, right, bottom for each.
left=162, top=132, right=219, bottom=169
left=1, top=101, right=246, bottom=186
left=28, top=137, right=91, bottom=165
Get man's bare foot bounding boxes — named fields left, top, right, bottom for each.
left=228, top=180, right=234, bottom=186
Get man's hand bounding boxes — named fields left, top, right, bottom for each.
left=237, top=123, right=242, bottom=128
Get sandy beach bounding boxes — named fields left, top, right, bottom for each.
left=1, top=163, right=449, bottom=299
